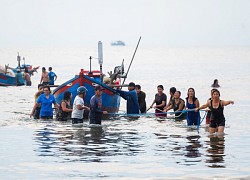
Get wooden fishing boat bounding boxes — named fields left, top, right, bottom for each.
left=53, top=41, right=126, bottom=113
left=53, top=69, right=122, bottom=113
left=53, top=38, right=141, bottom=114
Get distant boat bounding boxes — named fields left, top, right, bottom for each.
left=0, top=53, right=39, bottom=86
left=111, top=40, right=125, bottom=46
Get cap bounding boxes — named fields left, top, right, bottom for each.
left=94, top=85, right=104, bottom=91
left=128, top=82, right=135, bottom=87
left=77, top=86, right=87, bottom=94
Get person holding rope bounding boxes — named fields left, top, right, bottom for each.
left=116, top=82, right=140, bottom=114
left=185, top=88, right=200, bottom=126
left=71, top=86, right=90, bottom=124
left=150, top=85, right=167, bottom=117
left=89, top=85, right=108, bottom=125
left=164, top=91, right=186, bottom=120
left=196, top=89, right=234, bottom=134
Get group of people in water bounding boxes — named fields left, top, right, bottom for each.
left=29, top=78, right=233, bottom=134
left=29, top=84, right=108, bottom=126
left=16, top=68, right=32, bottom=86
left=15, top=66, right=57, bottom=86
left=115, top=79, right=233, bottom=134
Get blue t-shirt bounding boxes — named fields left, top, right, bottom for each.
left=48, top=71, right=57, bottom=85
left=116, top=89, right=140, bottom=114
left=37, top=94, right=56, bottom=117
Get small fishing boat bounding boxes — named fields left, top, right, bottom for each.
left=0, top=53, right=39, bottom=86
left=111, top=40, right=125, bottom=46
left=0, top=67, right=16, bottom=86
left=53, top=41, right=126, bottom=113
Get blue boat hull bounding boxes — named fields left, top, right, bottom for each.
left=53, top=70, right=121, bottom=113
left=0, top=73, right=16, bottom=86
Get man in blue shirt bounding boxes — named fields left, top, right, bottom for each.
left=116, top=82, right=140, bottom=114
left=48, top=67, right=57, bottom=85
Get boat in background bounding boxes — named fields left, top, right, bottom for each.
left=53, top=41, right=126, bottom=114
left=0, top=53, right=39, bottom=86
left=0, top=65, right=16, bottom=86
left=111, top=40, right=125, bottom=46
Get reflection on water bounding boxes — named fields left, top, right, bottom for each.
left=205, top=134, right=225, bottom=168
left=34, top=121, right=145, bottom=163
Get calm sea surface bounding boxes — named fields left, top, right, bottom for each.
left=0, top=46, right=250, bottom=179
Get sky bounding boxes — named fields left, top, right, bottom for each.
left=0, top=0, right=250, bottom=47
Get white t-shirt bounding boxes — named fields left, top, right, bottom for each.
left=71, top=95, right=84, bottom=119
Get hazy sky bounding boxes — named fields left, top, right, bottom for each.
left=0, top=0, right=249, bottom=47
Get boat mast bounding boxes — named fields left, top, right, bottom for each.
left=98, top=41, right=103, bottom=82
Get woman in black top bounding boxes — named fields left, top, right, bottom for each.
left=197, top=89, right=234, bottom=134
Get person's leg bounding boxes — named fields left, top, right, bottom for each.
left=217, top=126, right=225, bottom=133
left=209, top=127, right=216, bottom=134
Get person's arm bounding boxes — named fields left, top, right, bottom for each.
left=54, top=73, right=57, bottom=82
left=155, top=101, right=166, bottom=109
left=30, top=103, right=38, bottom=117
left=196, top=101, right=210, bottom=111
left=116, top=89, right=128, bottom=100
left=195, top=99, right=200, bottom=108
left=164, top=104, right=173, bottom=112
left=40, top=74, right=43, bottom=84
left=150, top=99, right=155, bottom=108
left=75, top=99, right=89, bottom=110
left=221, top=100, right=234, bottom=106
left=61, top=101, right=72, bottom=112
left=176, top=100, right=185, bottom=111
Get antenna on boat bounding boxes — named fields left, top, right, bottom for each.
left=89, top=56, right=93, bottom=75
left=17, top=52, right=21, bottom=69
left=98, top=41, right=103, bottom=82
left=121, top=36, right=141, bottom=86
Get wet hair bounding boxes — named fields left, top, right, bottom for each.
left=43, top=85, right=50, bottom=92
left=211, top=88, right=217, bottom=93
left=157, top=85, right=164, bottom=90
left=37, top=84, right=44, bottom=89
left=186, top=87, right=196, bottom=102
left=170, top=87, right=176, bottom=95
left=49, top=67, right=52, bottom=71
left=176, top=91, right=181, bottom=95
left=63, top=91, right=71, bottom=101
left=212, top=89, right=220, bottom=96
left=135, top=84, right=141, bottom=89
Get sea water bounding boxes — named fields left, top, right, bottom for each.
left=0, top=46, right=250, bottom=179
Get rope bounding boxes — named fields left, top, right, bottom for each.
left=108, top=109, right=206, bottom=117
left=196, top=111, right=207, bottom=134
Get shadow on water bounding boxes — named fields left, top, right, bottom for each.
left=34, top=120, right=145, bottom=163
left=205, top=134, right=225, bottom=168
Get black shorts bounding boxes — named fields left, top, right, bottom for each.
left=26, top=81, right=31, bottom=86
left=42, top=82, right=49, bottom=85
left=210, top=120, right=225, bottom=128
left=72, top=118, right=83, bottom=124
